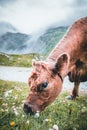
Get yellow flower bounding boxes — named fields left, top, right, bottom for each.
left=10, top=121, right=15, bottom=126
left=48, top=119, right=52, bottom=122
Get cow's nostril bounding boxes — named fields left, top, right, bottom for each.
left=23, top=104, right=34, bottom=115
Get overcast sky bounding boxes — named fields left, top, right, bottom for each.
left=0, top=0, right=87, bottom=34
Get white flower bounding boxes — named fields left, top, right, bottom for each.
left=44, top=118, right=49, bottom=122
left=12, top=106, right=16, bottom=109
left=22, top=114, right=25, bottom=117
left=22, top=100, right=25, bottom=103
left=53, top=124, right=59, bottom=130
left=14, top=110, right=19, bottom=116
left=83, top=106, right=86, bottom=109
left=34, top=111, right=40, bottom=118
left=13, top=109, right=19, bottom=116
left=4, top=92, right=9, bottom=97
left=4, top=90, right=12, bottom=97
left=5, top=109, right=8, bottom=112
left=14, top=95, right=18, bottom=100
left=26, top=120, right=29, bottom=124
left=12, top=103, right=15, bottom=105
left=12, top=106, right=19, bottom=116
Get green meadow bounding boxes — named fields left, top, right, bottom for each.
left=0, top=80, right=87, bottom=130
left=0, top=53, right=42, bottom=67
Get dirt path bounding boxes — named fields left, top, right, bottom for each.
left=0, top=66, right=87, bottom=93
left=0, top=66, right=32, bottom=83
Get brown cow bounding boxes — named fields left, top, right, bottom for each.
left=23, top=17, right=87, bottom=114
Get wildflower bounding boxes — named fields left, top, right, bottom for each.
left=22, top=100, right=25, bottom=103
left=12, top=106, right=16, bottom=109
left=4, top=92, right=9, bottom=97
left=44, top=118, right=51, bottom=122
left=44, top=118, right=49, bottom=122
left=22, top=114, right=25, bottom=117
left=14, top=110, right=19, bottom=116
left=34, top=111, right=40, bottom=118
left=4, top=90, right=12, bottom=97
left=12, top=103, right=15, bottom=105
left=83, top=106, right=86, bottom=109
left=26, top=120, right=29, bottom=124
left=7, top=90, right=12, bottom=93
left=14, top=95, right=18, bottom=100
left=10, top=121, right=15, bottom=126
left=53, top=124, right=59, bottom=130
left=12, top=106, right=19, bottom=116
left=5, top=109, right=8, bottom=112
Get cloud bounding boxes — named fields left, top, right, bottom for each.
left=0, top=0, right=87, bottom=34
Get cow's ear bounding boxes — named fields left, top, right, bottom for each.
left=53, top=53, right=70, bottom=73
left=32, top=59, right=36, bottom=67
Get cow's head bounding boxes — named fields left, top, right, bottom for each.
left=23, top=53, right=69, bottom=114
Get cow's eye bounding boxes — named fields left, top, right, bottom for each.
left=42, top=82, right=48, bottom=88
left=37, top=82, right=48, bottom=92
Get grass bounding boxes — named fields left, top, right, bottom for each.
left=0, top=53, right=43, bottom=67
left=0, top=80, right=87, bottom=130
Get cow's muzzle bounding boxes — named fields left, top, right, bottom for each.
left=23, top=103, right=34, bottom=115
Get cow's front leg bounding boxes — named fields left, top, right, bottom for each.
left=66, top=81, right=80, bottom=100
left=71, top=82, right=80, bottom=99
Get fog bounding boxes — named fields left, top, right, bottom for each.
left=0, top=0, right=87, bottom=34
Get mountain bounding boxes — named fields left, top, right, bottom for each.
left=0, top=32, right=31, bottom=53
left=38, top=26, right=68, bottom=55
left=25, top=26, right=68, bottom=55
left=0, top=24, right=68, bottom=55
left=0, top=21, right=17, bottom=36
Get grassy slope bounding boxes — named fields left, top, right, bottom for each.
left=0, top=53, right=41, bottom=67
left=0, top=80, right=87, bottom=130
left=0, top=27, right=68, bottom=67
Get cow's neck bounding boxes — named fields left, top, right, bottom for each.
left=47, top=35, right=70, bottom=61
left=46, top=38, right=73, bottom=79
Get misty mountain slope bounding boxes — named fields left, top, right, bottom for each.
left=24, top=26, right=68, bottom=55
left=0, top=22, right=18, bottom=36
left=38, top=26, right=68, bottom=55
left=0, top=32, right=31, bottom=53
left=0, top=23, right=68, bottom=55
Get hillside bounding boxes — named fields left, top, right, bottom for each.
left=38, top=26, right=68, bottom=55
left=0, top=32, right=30, bottom=53
left=0, top=21, right=17, bottom=36
left=0, top=52, right=41, bottom=67
left=0, top=21, right=68, bottom=55
left=23, top=26, right=68, bottom=55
